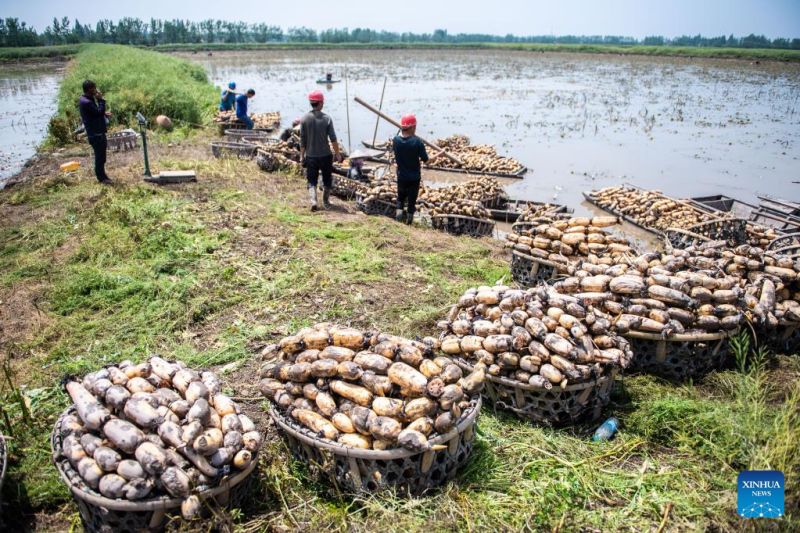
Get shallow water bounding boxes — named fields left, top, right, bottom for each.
left=185, top=49, right=800, bottom=211
left=0, top=63, right=62, bottom=187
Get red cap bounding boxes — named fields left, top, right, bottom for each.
left=308, top=90, right=324, bottom=103
left=400, top=114, right=417, bottom=129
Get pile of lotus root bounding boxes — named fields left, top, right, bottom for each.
left=259, top=324, right=485, bottom=452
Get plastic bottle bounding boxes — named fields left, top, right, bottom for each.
left=592, top=416, right=619, bottom=442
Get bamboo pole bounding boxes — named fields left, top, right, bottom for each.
left=344, top=66, right=352, bottom=153
left=354, top=96, right=464, bottom=166
left=372, top=76, right=387, bottom=147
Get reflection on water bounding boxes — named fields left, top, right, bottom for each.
left=184, top=49, right=800, bottom=211
left=0, top=63, right=62, bottom=187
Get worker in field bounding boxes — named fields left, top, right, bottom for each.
left=280, top=117, right=302, bottom=145
left=392, top=114, right=428, bottom=224
left=219, top=81, right=237, bottom=111
left=78, top=79, right=113, bottom=184
left=300, top=90, right=343, bottom=211
left=235, top=89, right=256, bottom=129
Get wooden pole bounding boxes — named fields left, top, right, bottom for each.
left=344, top=66, right=352, bottom=153
left=354, top=96, right=464, bottom=166
left=372, top=76, right=387, bottom=147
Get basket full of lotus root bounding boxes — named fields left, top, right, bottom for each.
left=51, top=357, right=262, bottom=532
left=259, top=324, right=484, bottom=495
left=439, top=285, right=633, bottom=425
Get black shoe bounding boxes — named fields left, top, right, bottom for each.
left=98, top=177, right=113, bottom=184
left=405, top=213, right=414, bottom=225
left=310, top=205, right=318, bottom=212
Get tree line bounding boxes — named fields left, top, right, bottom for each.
left=1, top=16, right=798, bottom=50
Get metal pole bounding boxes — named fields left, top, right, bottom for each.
left=344, top=66, right=351, bottom=153
left=371, top=76, right=387, bottom=147
left=140, top=126, right=151, bottom=177
left=353, top=96, right=464, bottom=165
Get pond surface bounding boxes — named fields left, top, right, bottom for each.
left=185, top=49, right=800, bottom=211
left=0, top=63, right=62, bottom=188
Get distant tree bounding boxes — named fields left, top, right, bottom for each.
left=643, top=36, right=665, bottom=45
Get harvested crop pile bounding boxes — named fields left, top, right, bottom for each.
left=58, top=357, right=261, bottom=519
left=214, top=110, right=281, bottom=129
left=588, top=186, right=716, bottom=231
left=426, top=198, right=490, bottom=219
left=419, top=177, right=504, bottom=218
left=259, top=324, right=485, bottom=452
left=550, top=242, right=800, bottom=336
left=438, top=285, right=633, bottom=387
left=427, top=135, right=523, bottom=174
left=505, top=216, right=635, bottom=265
left=517, top=203, right=565, bottom=222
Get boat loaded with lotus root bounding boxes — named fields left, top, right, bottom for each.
left=214, top=110, right=281, bottom=131
left=364, top=134, right=526, bottom=178
left=259, top=324, right=484, bottom=494
left=438, top=284, right=633, bottom=424
left=52, top=357, right=262, bottom=528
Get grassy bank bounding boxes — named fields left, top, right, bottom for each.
left=0, top=139, right=798, bottom=530
left=157, top=41, right=800, bottom=61
left=48, top=44, right=218, bottom=144
left=0, top=44, right=85, bottom=62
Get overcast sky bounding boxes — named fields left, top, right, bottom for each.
left=4, top=0, right=800, bottom=38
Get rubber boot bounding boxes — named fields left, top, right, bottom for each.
left=308, top=186, right=318, bottom=212
left=396, top=209, right=406, bottom=223
left=323, top=187, right=332, bottom=209
left=405, top=211, right=414, bottom=225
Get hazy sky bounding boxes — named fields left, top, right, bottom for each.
left=4, top=0, right=800, bottom=38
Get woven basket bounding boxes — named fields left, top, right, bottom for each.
left=453, top=358, right=616, bottom=426
left=626, top=329, right=737, bottom=381
left=356, top=193, right=396, bottom=218
left=510, top=251, right=563, bottom=288
left=107, top=130, right=138, bottom=152
left=269, top=398, right=480, bottom=496
left=223, top=129, right=273, bottom=142
left=0, top=434, right=6, bottom=503
left=331, top=175, right=366, bottom=200
left=757, top=324, right=800, bottom=355
left=51, top=408, right=258, bottom=533
left=687, top=218, right=749, bottom=246
left=211, top=141, right=257, bottom=160
left=664, top=227, right=712, bottom=250
left=431, top=214, right=495, bottom=238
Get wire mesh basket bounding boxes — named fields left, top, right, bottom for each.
left=510, top=251, right=564, bottom=287
left=106, top=130, right=138, bottom=152
left=355, top=193, right=397, bottom=218
left=453, top=358, right=616, bottom=426
left=625, top=329, right=738, bottom=381
left=269, top=398, right=480, bottom=496
left=51, top=407, right=258, bottom=533
left=331, top=175, right=368, bottom=200
left=430, top=214, right=495, bottom=238
left=211, top=141, right=257, bottom=159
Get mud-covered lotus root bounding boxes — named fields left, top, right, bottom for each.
left=263, top=323, right=484, bottom=452
left=61, top=356, right=261, bottom=509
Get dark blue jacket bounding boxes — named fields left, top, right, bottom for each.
left=235, top=94, right=248, bottom=119
left=219, top=89, right=236, bottom=111
left=392, top=134, right=429, bottom=181
left=78, top=94, right=107, bottom=137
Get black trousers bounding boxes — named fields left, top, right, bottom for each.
left=88, top=134, right=108, bottom=181
left=397, top=179, right=421, bottom=214
left=306, top=154, right=333, bottom=188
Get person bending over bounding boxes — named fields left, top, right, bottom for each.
left=219, top=81, right=237, bottom=111
left=392, top=114, right=428, bottom=224
left=235, top=89, right=256, bottom=129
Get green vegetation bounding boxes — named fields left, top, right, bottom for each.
left=159, top=41, right=800, bottom=61
left=49, top=44, right=218, bottom=144
left=0, top=148, right=798, bottom=530
left=0, top=43, right=83, bottom=61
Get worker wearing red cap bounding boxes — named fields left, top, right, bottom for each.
left=392, top=114, right=429, bottom=224
left=300, top=90, right=343, bottom=211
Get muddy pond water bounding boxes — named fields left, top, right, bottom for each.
left=0, top=63, right=62, bottom=188
left=185, top=49, right=800, bottom=212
